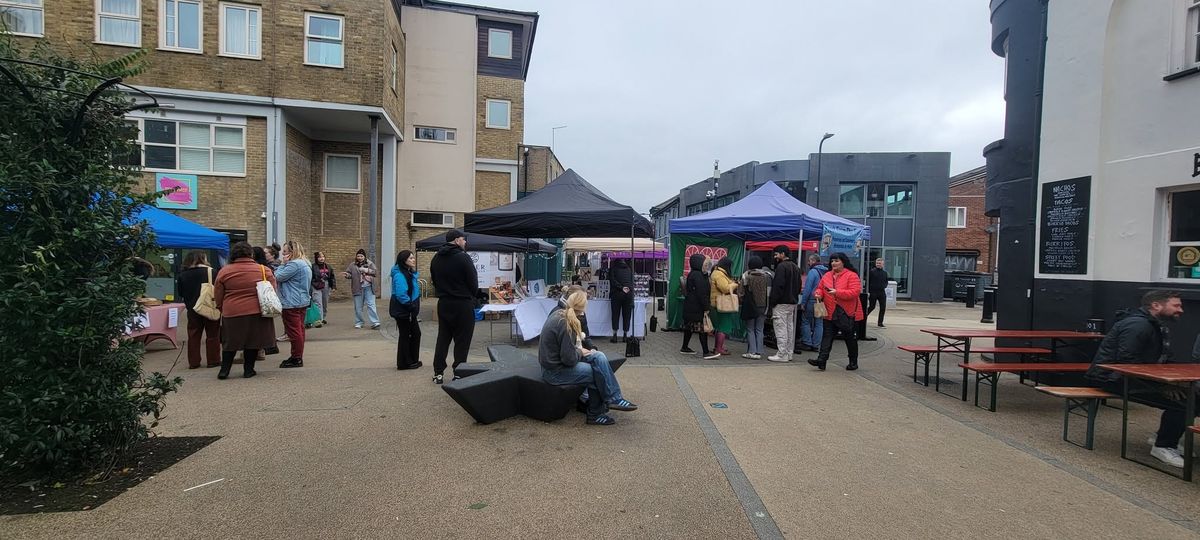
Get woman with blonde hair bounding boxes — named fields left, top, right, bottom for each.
left=538, top=291, right=637, bottom=426
left=276, top=240, right=313, bottom=368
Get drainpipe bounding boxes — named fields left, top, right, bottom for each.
left=369, top=115, right=380, bottom=265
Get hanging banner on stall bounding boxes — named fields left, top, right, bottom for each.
left=819, top=223, right=866, bottom=257
left=470, top=251, right=517, bottom=289
left=683, top=245, right=728, bottom=275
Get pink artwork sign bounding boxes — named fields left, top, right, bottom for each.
left=683, top=245, right=727, bottom=276
left=155, top=173, right=198, bottom=210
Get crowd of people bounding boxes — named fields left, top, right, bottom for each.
left=680, top=245, right=875, bottom=371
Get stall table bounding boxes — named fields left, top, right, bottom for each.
left=126, top=303, right=185, bottom=349
left=498, top=297, right=650, bottom=341
left=1098, top=364, right=1200, bottom=481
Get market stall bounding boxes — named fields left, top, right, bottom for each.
left=666, top=181, right=870, bottom=331
left=132, top=205, right=231, bottom=301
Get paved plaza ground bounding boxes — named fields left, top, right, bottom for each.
left=3, top=300, right=1199, bottom=539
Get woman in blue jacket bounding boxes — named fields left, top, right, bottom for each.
left=390, top=250, right=422, bottom=370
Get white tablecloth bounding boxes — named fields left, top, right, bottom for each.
left=490, top=298, right=650, bottom=341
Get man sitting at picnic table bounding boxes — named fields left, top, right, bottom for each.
left=1085, top=290, right=1191, bottom=468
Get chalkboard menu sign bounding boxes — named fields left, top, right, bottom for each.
left=1039, top=176, right=1091, bottom=275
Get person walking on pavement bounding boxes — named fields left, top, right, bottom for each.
left=213, top=242, right=277, bottom=379
left=739, top=256, right=771, bottom=359
left=866, top=258, right=889, bottom=328
left=1085, top=290, right=1192, bottom=468
left=768, top=245, right=801, bottom=363
left=811, top=252, right=864, bottom=371
left=176, top=251, right=221, bottom=369
left=390, top=249, right=423, bottom=371
left=276, top=240, right=313, bottom=369
left=344, top=249, right=381, bottom=329
left=607, top=259, right=635, bottom=343
left=429, top=229, right=479, bottom=384
left=799, top=254, right=828, bottom=352
left=681, top=253, right=718, bottom=359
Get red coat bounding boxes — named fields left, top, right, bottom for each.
left=816, top=268, right=864, bottom=321
left=214, top=258, right=278, bottom=318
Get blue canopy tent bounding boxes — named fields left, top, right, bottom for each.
left=666, top=182, right=870, bottom=330
left=133, top=205, right=229, bottom=256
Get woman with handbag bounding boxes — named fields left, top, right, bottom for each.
left=310, top=251, right=336, bottom=325
left=681, top=253, right=719, bottom=359
left=739, top=256, right=771, bottom=360
left=390, top=250, right=423, bottom=371
left=214, top=242, right=279, bottom=379
left=276, top=241, right=313, bottom=369
left=811, top=252, right=865, bottom=371
left=176, top=251, right=221, bottom=369
left=709, top=257, right=739, bottom=356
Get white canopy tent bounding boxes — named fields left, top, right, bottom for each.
left=561, top=237, right=664, bottom=252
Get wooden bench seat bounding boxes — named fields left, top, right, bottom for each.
left=1034, top=386, right=1117, bottom=450
left=959, top=363, right=1092, bottom=411
left=898, top=345, right=1052, bottom=388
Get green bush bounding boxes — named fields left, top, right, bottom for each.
left=0, top=37, right=181, bottom=482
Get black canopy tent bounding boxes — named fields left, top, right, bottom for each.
left=415, top=232, right=557, bottom=255
left=464, top=169, right=654, bottom=239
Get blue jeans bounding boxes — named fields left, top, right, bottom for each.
left=543, top=363, right=607, bottom=417
left=354, top=284, right=380, bottom=326
left=580, top=351, right=622, bottom=403
left=800, top=302, right=822, bottom=349
left=745, top=315, right=766, bottom=354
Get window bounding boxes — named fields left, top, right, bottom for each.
left=390, top=43, right=398, bottom=91
left=414, top=126, right=456, bottom=143
left=685, top=193, right=738, bottom=216
left=1188, top=0, right=1200, bottom=68
left=0, top=0, right=43, bottom=37
left=128, top=118, right=246, bottom=175
left=305, top=13, right=344, bottom=68
left=945, top=251, right=979, bottom=272
left=886, top=185, right=915, bottom=216
left=839, top=185, right=865, bottom=217
left=1166, top=188, right=1200, bottom=280
left=324, top=154, right=360, bottom=192
left=219, top=2, right=260, bottom=58
left=947, top=207, right=967, bottom=228
left=487, top=28, right=512, bottom=59
left=161, top=0, right=202, bottom=52
left=412, top=212, right=455, bottom=228
left=485, top=99, right=510, bottom=129
left=97, top=0, right=141, bottom=46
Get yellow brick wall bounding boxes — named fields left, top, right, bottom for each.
left=474, top=171, right=511, bottom=210
left=304, top=140, right=386, bottom=299
left=476, top=75, right=524, bottom=160
left=14, top=0, right=402, bottom=111
left=135, top=117, right=268, bottom=245
left=284, top=125, right=315, bottom=252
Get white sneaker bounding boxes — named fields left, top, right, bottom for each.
left=741, top=353, right=755, bottom=359
left=749, top=354, right=762, bottom=360
left=277, top=334, right=289, bottom=341
left=1150, top=445, right=1185, bottom=468
left=767, top=355, right=790, bottom=363
left=1147, top=435, right=1198, bottom=457
left=354, top=323, right=363, bottom=329
left=702, top=353, right=721, bottom=360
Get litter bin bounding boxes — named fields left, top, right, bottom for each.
left=885, top=281, right=897, bottom=307
left=945, top=271, right=991, bottom=302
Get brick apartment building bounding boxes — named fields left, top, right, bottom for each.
left=3, top=0, right=539, bottom=298
left=945, top=166, right=997, bottom=277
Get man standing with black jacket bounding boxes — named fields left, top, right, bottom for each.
left=866, top=258, right=889, bottom=328
left=429, top=229, right=479, bottom=384
left=608, top=259, right=635, bottom=343
left=768, top=245, right=801, bottom=363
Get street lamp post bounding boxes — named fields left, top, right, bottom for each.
left=551, top=125, right=568, bottom=153
left=815, top=132, right=834, bottom=209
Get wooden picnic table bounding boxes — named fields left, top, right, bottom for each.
left=919, top=328, right=1104, bottom=401
left=1098, top=364, right=1200, bottom=481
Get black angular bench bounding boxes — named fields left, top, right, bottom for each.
left=441, top=345, right=625, bottom=424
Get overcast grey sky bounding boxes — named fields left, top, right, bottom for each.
left=488, top=0, right=1005, bottom=213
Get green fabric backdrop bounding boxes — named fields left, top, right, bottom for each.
left=667, top=235, right=746, bottom=338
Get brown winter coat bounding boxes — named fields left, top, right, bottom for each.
left=214, top=258, right=278, bottom=318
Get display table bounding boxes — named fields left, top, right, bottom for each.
left=486, top=297, right=650, bottom=341
left=126, top=303, right=185, bottom=349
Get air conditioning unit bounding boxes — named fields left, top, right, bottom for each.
left=411, top=211, right=455, bottom=228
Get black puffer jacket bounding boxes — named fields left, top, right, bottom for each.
left=682, top=254, right=711, bottom=324
left=1086, top=308, right=1170, bottom=383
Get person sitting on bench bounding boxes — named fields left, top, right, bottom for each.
left=539, top=291, right=638, bottom=426
left=1086, top=290, right=1190, bottom=468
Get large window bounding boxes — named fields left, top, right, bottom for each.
left=390, top=43, right=398, bottom=91
left=487, top=28, right=512, bottom=59
left=867, top=247, right=911, bottom=295
left=1188, top=0, right=1200, bottom=68
left=324, top=154, right=359, bottom=193
left=947, top=206, right=967, bottom=228
left=219, top=2, right=260, bottom=58
left=686, top=193, right=738, bottom=216
left=161, top=0, right=202, bottom=52
left=128, top=118, right=246, bottom=175
left=414, top=126, right=456, bottom=143
left=886, top=185, right=914, bottom=216
left=305, top=13, right=344, bottom=68
left=0, top=0, right=44, bottom=37
left=839, top=185, right=865, bottom=217
left=1167, top=188, right=1200, bottom=280
left=97, top=0, right=141, bottom=46
left=485, top=99, right=511, bottom=129
left=945, top=251, right=979, bottom=272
